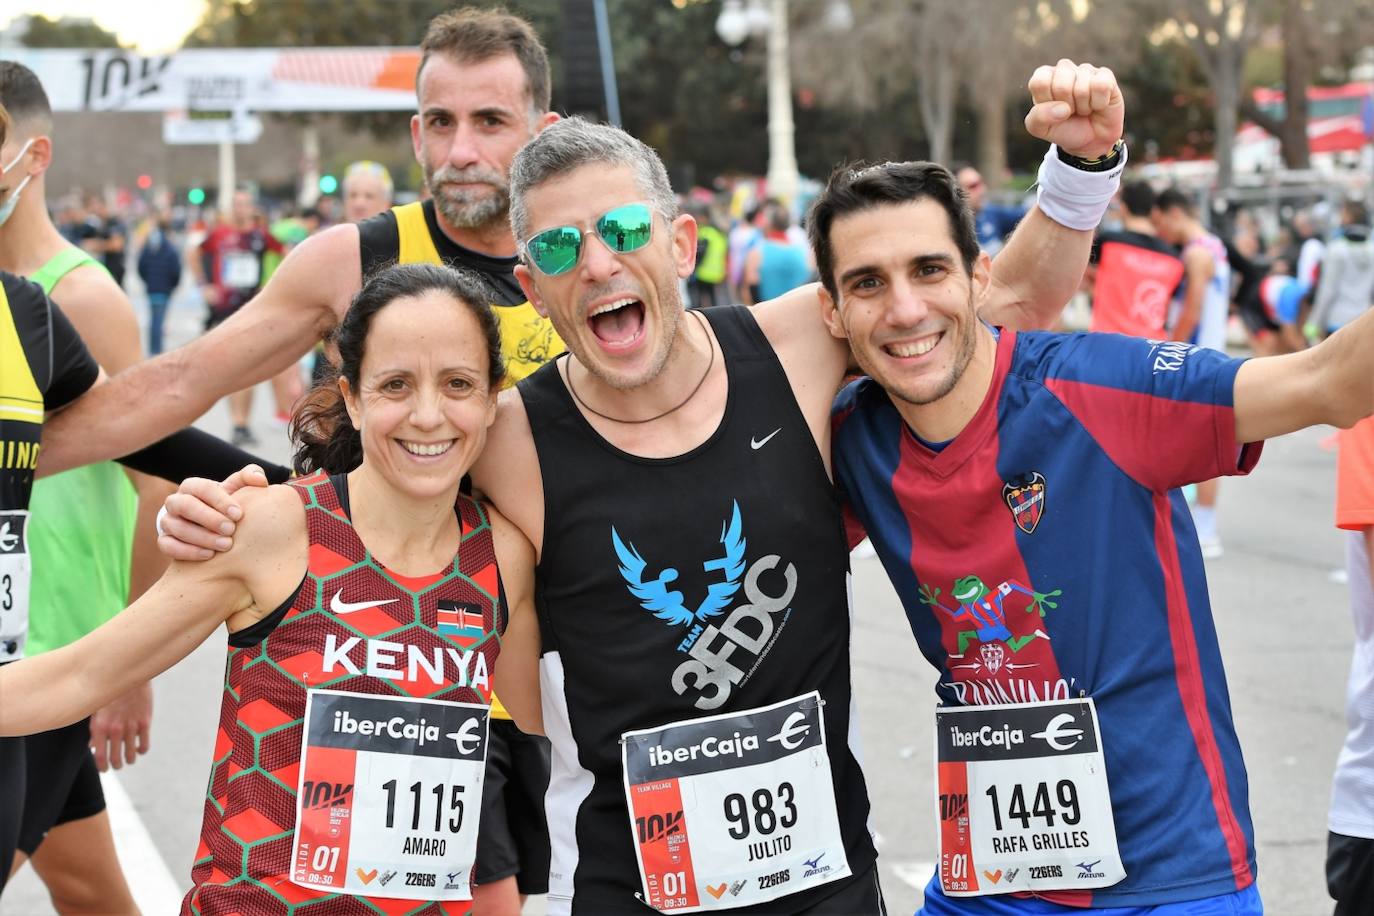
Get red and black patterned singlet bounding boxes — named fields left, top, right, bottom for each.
left=185, top=472, right=503, bottom=915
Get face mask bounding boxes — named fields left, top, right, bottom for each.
left=0, top=139, right=35, bottom=227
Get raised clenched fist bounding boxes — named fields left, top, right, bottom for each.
left=1024, top=59, right=1124, bottom=161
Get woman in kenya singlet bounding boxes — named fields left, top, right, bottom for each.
left=0, top=263, right=542, bottom=915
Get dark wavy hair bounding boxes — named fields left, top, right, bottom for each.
left=291, top=263, right=505, bottom=475
left=808, top=160, right=979, bottom=300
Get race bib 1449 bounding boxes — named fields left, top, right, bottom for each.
left=934, top=698, right=1124, bottom=896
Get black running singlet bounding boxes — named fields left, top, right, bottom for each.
left=520, top=306, right=876, bottom=914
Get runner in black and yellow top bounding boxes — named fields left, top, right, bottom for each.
left=38, top=8, right=566, bottom=481
left=0, top=268, right=101, bottom=889
left=0, top=61, right=177, bottom=914
left=34, top=11, right=564, bottom=913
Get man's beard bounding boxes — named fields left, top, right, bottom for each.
left=562, top=275, right=685, bottom=392
left=424, top=162, right=510, bottom=230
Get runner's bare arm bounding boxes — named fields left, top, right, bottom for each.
left=469, top=388, right=546, bottom=556
left=978, top=206, right=1093, bottom=330
left=48, top=263, right=144, bottom=373
left=1170, top=246, right=1213, bottom=343
left=35, top=224, right=363, bottom=476
left=980, top=61, right=1125, bottom=330
left=0, top=485, right=305, bottom=736
left=1234, top=307, right=1374, bottom=444
left=96, top=471, right=174, bottom=770
left=490, top=505, right=543, bottom=736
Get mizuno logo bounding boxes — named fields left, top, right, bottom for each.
left=0, top=522, right=18, bottom=551
left=330, top=590, right=398, bottom=615
left=750, top=428, right=781, bottom=449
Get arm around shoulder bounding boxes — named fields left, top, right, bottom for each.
left=489, top=504, right=543, bottom=736
left=980, top=205, right=1092, bottom=330
left=752, top=282, right=850, bottom=383
left=38, top=226, right=361, bottom=473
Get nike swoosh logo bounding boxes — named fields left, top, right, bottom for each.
left=330, top=590, right=399, bottom=615
left=750, top=428, right=782, bottom=450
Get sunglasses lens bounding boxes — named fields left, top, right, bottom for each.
left=526, top=227, right=583, bottom=276
left=597, top=204, right=653, bottom=253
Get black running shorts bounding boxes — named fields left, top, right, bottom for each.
left=474, top=718, right=552, bottom=894
left=1329, top=830, right=1374, bottom=915
left=16, top=718, right=106, bottom=855
left=0, top=735, right=26, bottom=892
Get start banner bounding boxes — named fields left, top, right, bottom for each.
left=10, top=48, right=421, bottom=112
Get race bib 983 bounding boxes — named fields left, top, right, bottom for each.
left=622, top=692, right=850, bottom=912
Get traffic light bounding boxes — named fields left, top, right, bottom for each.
left=187, top=187, right=206, bottom=205
left=318, top=174, right=338, bottom=194
left=137, top=174, right=153, bottom=191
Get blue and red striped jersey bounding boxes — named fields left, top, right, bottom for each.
left=832, top=329, right=1262, bottom=907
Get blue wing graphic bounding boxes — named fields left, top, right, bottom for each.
left=695, top=501, right=747, bottom=621
left=611, top=526, right=695, bottom=626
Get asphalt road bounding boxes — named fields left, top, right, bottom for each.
left=5, top=288, right=1355, bottom=915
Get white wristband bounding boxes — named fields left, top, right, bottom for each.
left=155, top=505, right=170, bottom=539
left=1035, top=143, right=1127, bottom=231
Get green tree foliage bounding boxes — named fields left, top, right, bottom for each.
left=604, top=0, right=932, bottom=187
left=20, top=14, right=125, bottom=48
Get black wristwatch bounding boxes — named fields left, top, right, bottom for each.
left=1057, top=140, right=1125, bottom=173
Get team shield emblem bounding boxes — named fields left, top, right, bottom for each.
left=1002, top=472, right=1047, bottom=534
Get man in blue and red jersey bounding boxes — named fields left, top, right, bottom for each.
left=811, top=159, right=1374, bottom=913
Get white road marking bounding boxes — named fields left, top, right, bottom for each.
left=101, top=769, right=185, bottom=913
